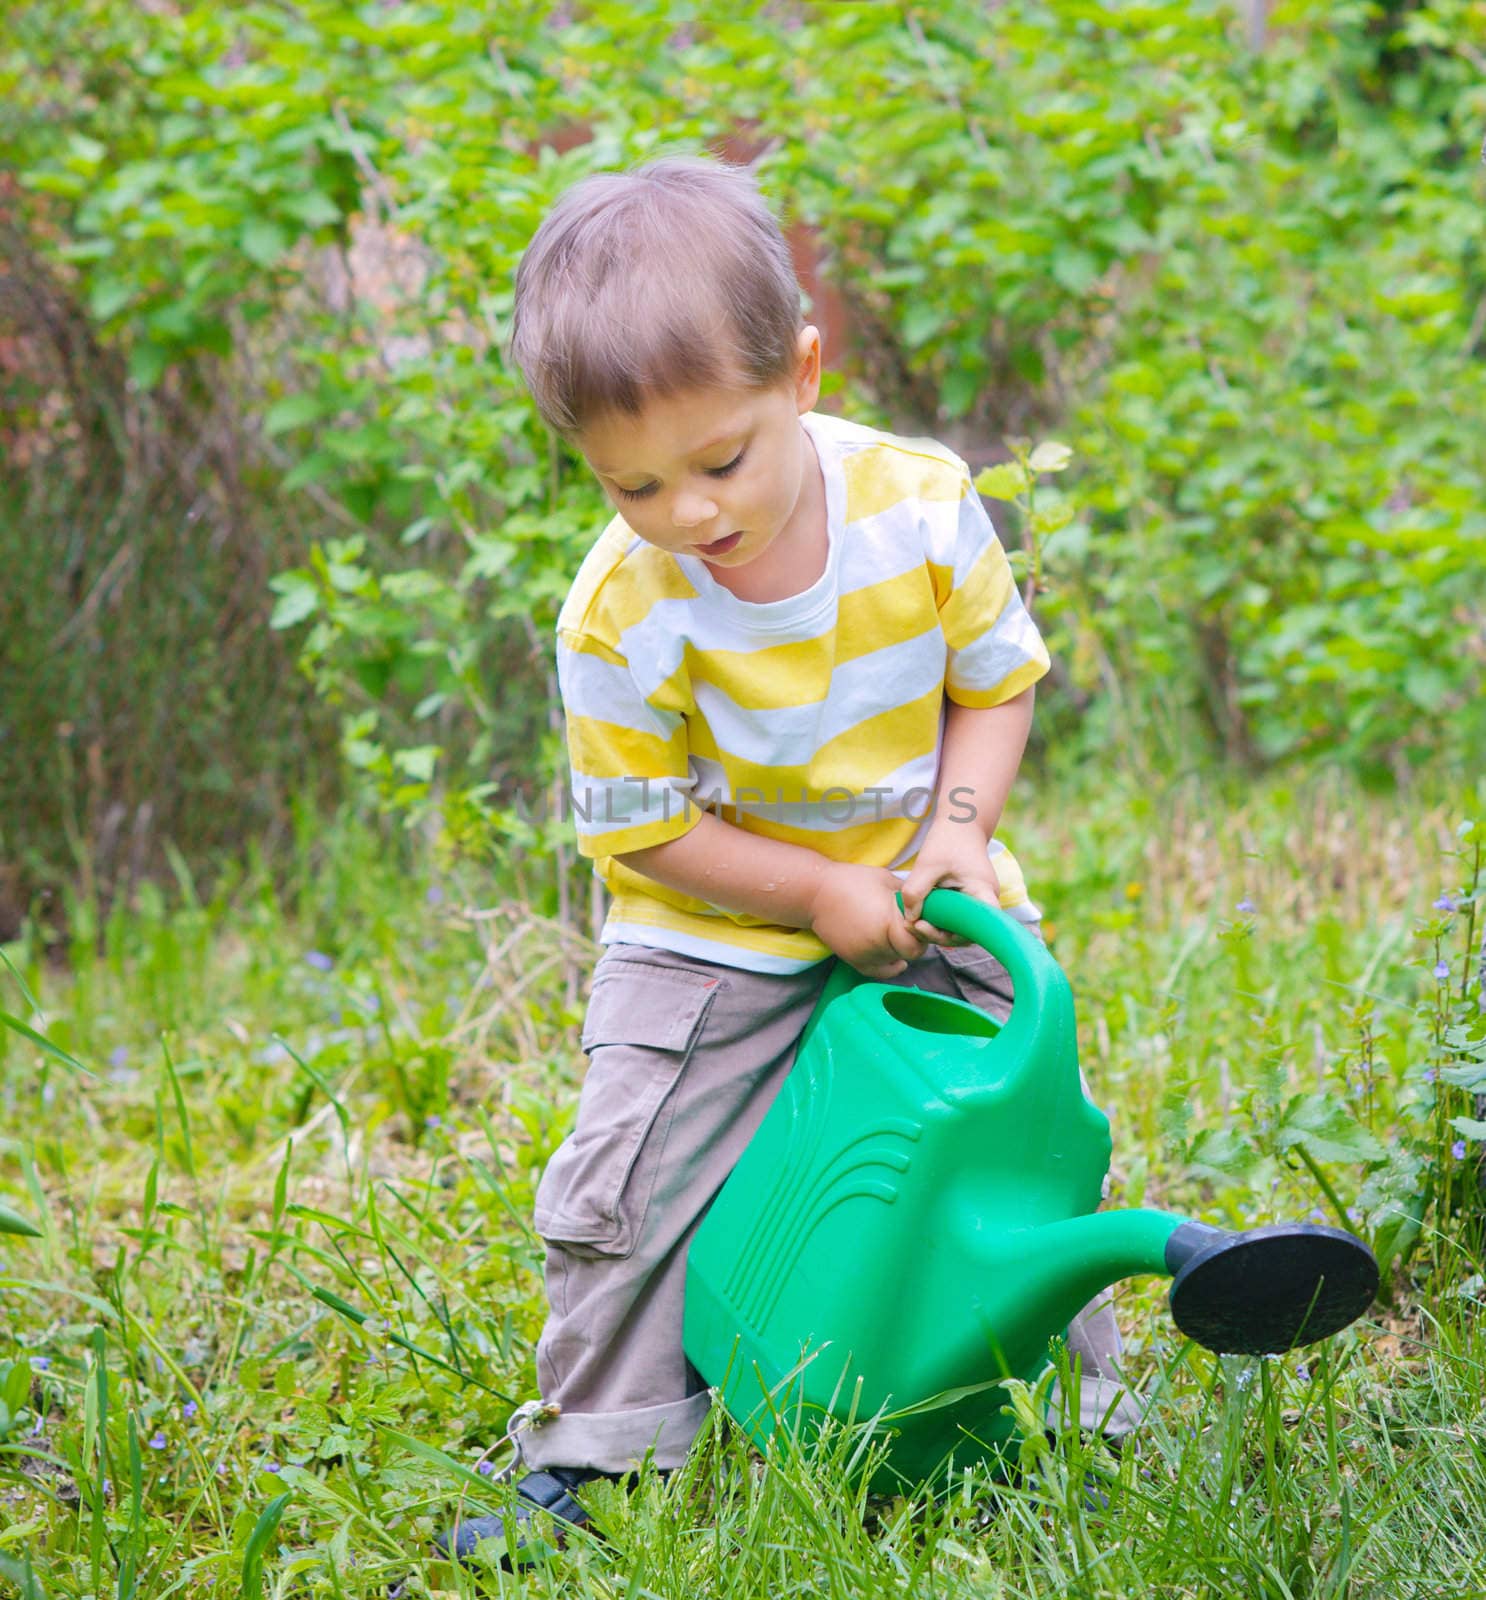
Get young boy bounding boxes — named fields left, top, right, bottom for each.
left=439, top=155, right=1138, bottom=1566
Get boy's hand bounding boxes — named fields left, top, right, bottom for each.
left=808, top=863, right=929, bottom=979
left=899, top=822, right=1002, bottom=947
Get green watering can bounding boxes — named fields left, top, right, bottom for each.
left=684, top=889, right=1377, bottom=1489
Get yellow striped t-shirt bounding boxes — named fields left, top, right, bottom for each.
left=554, top=409, right=1050, bottom=973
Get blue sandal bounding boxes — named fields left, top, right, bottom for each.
left=435, top=1465, right=612, bottom=1568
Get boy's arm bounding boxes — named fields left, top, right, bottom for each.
left=617, top=815, right=929, bottom=981
left=899, top=685, right=1035, bottom=925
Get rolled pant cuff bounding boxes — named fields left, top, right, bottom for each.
left=520, top=1391, right=711, bottom=1474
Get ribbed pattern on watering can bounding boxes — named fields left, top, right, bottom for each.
left=724, top=1035, right=923, bottom=1332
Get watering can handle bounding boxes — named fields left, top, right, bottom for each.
left=904, top=887, right=1075, bottom=1042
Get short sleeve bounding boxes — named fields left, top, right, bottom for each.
left=934, top=475, right=1050, bottom=707
left=556, top=628, right=700, bottom=857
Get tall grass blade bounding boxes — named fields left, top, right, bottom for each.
left=0, top=1009, right=94, bottom=1076
left=241, top=1491, right=292, bottom=1600
left=0, top=1201, right=42, bottom=1237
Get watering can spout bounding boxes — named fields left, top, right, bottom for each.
left=980, top=1209, right=1377, bottom=1374
left=973, top=1209, right=1176, bottom=1380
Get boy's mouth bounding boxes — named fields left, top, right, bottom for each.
left=697, top=530, right=743, bottom=556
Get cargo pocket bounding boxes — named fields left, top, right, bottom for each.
left=534, top=958, right=719, bottom=1260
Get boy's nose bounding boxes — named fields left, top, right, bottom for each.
left=672, top=493, right=719, bottom=528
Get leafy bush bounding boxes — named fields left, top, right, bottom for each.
left=4, top=1, right=1482, bottom=903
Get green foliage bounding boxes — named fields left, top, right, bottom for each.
left=5, top=0, right=1483, bottom=886
left=0, top=5, right=348, bottom=895
left=1064, top=4, right=1486, bottom=768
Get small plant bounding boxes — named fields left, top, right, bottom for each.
left=974, top=438, right=1076, bottom=616
left=1367, top=818, right=1486, bottom=1273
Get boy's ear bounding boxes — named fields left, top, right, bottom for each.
left=793, top=325, right=822, bottom=413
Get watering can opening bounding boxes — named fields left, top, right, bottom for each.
left=879, top=988, right=1002, bottom=1040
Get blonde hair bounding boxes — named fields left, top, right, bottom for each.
left=510, top=155, right=804, bottom=437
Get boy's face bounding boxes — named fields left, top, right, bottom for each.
left=574, top=327, right=823, bottom=574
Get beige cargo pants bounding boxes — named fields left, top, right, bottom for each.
left=524, top=937, right=1143, bottom=1474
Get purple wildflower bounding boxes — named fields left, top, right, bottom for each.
left=477, top=1459, right=495, bottom=1476
left=32, top=1356, right=50, bottom=1371
left=1236, top=898, right=1256, bottom=914
left=425, top=1113, right=442, bottom=1129
left=182, top=1400, right=198, bottom=1420
left=263, top=1460, right=281, bottom=1474
left=108, top=1046, right=130, bottom=1069
left=1452, top=1140, right=1468, bottom=1161
left=149, top=1433, right=167, bottom=1449
left=1434, top=893, right=1459, bottom=913
left=426, top=884, right=445, bottom=906
left=305, top=950, right=335, bottom=972
left=1425, top=1067, right=1437, bottom=1084
left=1434, top=960, right=1451, bottom=981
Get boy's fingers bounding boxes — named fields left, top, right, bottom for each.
left=853, top=956, right=907, bottom=980
left=898, top=871, right=932, bottom=922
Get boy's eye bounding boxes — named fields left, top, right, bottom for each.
left=612, top=449, right=745, bottom=503
left=707, top=449, right=746, bottom=479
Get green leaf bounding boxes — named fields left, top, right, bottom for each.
left=89, top=278, right=133, bottom=322
left=269, top=585, right=319, bottom=630
left=380, top=1427, right=499, bottom=1493
left=281, top=190, right=343, bottom=228
left=1370, top=1192, right=1427, bottom=1275
left=1275, top=1094, right=1387, bottom=1165
left=264, top=394, right=326, bottom=436
left=1403, top=665, right=1450, bottom=711
left=1030, top=501, right=1075, bottom=535
left=975, top=463, right=1029, bottom=501
left=1050, top=249, right=1097, bottom=294
left=127, top=342, right=168, bottom=391
left=1186, top=1126, right=1260, bottom=1180
left=241, top=219, right=289, bottom=267
left=392, top=745, right=440, bottom=782
left=940, top=367, right=979, bottom=418
left=900, top=302, right=944, bottom=349
left=1027, top=441, right=1073, bottom=473
left=1449, top=1117, right=1486, bottom=1142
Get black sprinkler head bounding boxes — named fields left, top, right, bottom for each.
left=1165, top=1222, right=1378, bottom=1356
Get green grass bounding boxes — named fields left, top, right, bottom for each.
left=1, top=771, right=1484, bottom=1598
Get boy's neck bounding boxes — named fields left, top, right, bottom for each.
left=706, top=423, right=828, bottom=603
